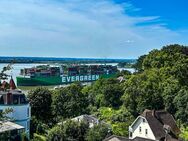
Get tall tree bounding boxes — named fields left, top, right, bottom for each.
left=86, top=123, right=111, bottom=141
left=47, top=120, right=89, bottom=141
left=28, top=87, right=52, bottom=123
left=52, top=83, right=89, bottom=119
left=122, top=69, right=164, bottom=117
left=86, top=78, right=124, bottom=108
left=173, top=87, right=188, bottom=125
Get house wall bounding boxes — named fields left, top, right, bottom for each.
left=0, top=104, right=31, bottom=138
left=129, top=117, right=156, bottom=140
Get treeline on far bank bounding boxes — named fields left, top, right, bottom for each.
left=28, top=44, right=188, bottom=141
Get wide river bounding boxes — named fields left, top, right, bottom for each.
left=0, top=63, right=135, bottom=85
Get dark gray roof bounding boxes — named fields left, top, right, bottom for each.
left=103, top=135, right=130, bottom=141
left=72, top=115, right=99, bottom=124
left=103, top=135, right=155, bottom=141
left=154, top=110, right=180, bottom=135
left=133, top=137, right=155, bottom=141
left=141, top=109, right=180, bottom=140
left=0, top=89, right=28, bottom=105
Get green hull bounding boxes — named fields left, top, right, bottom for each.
left=16, top=76, right=62, bottom=86
left=16, top=74, right=116, bottom=86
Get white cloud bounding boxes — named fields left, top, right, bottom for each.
left=0, top=0, right=187, bottom=58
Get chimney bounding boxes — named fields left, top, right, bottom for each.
left=9, top=76, right=16, bottom=90
left=152, top=110, right=155, bottom=116
left=1, top=81, right=8, bottom=91
left=6, top=92, right=13, bottom=105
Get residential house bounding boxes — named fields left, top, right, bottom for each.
left=104, top=135, right=154, bottom=141
left=72, top=114, right=101, bottom=128
left=104, top=109, right=181, bottom=141
left=0, top=121, right=25, bottom=141
left=0, top=78, right=31, bottom=138
left=129, top=109, right=180, bottom=141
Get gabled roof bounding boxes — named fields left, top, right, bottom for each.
left=140, top=109, right=180, bottom=140
left=0, top=121, right=24, bottom=133
left=103, top=135, right=155, bottom=141
left=9, top=77, right=16, bottom=90
left=72, top=114, right=99, bottom=124
left=103, top=135, right=131, bottom=141
left=154, top=110, right=180, bottom=135
left=133, top=137, right=155, bottom=141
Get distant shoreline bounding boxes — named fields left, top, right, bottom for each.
left=0, top=56, right=136, bottom=64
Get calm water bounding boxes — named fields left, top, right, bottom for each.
left=0, top=63, right=47, bottom=84
left=0, top=63, right=135, bottom=85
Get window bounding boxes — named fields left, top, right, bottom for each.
left=139, top=127, right=142, bottom=133
left=27, top=107, right=30, bottom=117
left=0, top=96, right=4, bottom=104
left=143, top=118, right=145, bottom=122
left=145, top=129, right=148, bottom=135
left=130, top=132, right=132, bottom=138
left=13, top=96, right=19, bottom=104
left=20, top=95, right=26, bottom=104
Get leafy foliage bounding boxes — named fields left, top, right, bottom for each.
left=123, top=44, right=188, bottom=122
left=47, top=120, right=89, bottom=141
left=85, top=123, right=111, bottom=141
left=52, top=83, right=89, bottom=119
left=122, top=69, right=164, bottom=116
left=180, top=127, right=188, bottom=141
left=85, top=78, right=124, bottom=108
left=133, top=54, right=147, bottom=72
left=96, top=107, right=134, bottom=136
left=173, top=87, right=188, bottom=125
left=28, top=87, right=52, bottom=123
left=0, top=63, right=12, bottom=80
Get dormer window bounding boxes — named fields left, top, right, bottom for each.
left=143, top=118, right=145, bottom=122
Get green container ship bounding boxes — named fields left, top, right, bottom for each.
left=16, top=65, right=118, bottom=86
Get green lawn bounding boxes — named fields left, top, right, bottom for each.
left=18, top=85, right=56, bottom=91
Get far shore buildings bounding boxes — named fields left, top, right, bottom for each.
left=104, top=109, right=181, bottom=141
left=0, top=78, right=31, bottom=139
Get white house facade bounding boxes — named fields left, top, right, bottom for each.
left=0, top=79, right=31, bottom=138
left=0, top=102, right=31, bottom=137
left=129, top=116, right=156, bottom=140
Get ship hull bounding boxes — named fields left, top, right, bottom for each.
left=16, top=74, right=116, bottom=86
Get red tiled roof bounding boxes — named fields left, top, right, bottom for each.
left=9, top=77, right=16, bottom=90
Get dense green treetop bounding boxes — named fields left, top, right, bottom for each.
left=28, top=87, right=52, bottom=123
left=142, top=44, right=188, bottom=70
left=47, top=119, right=110, bottom=141
left=84, top=78, right=124, bottom=108
left=124, top=44, right=188, bottom=122
left=52, top=83, right=89, bottom=119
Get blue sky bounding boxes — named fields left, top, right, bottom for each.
left=0, top=0, right=187, bottom=58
